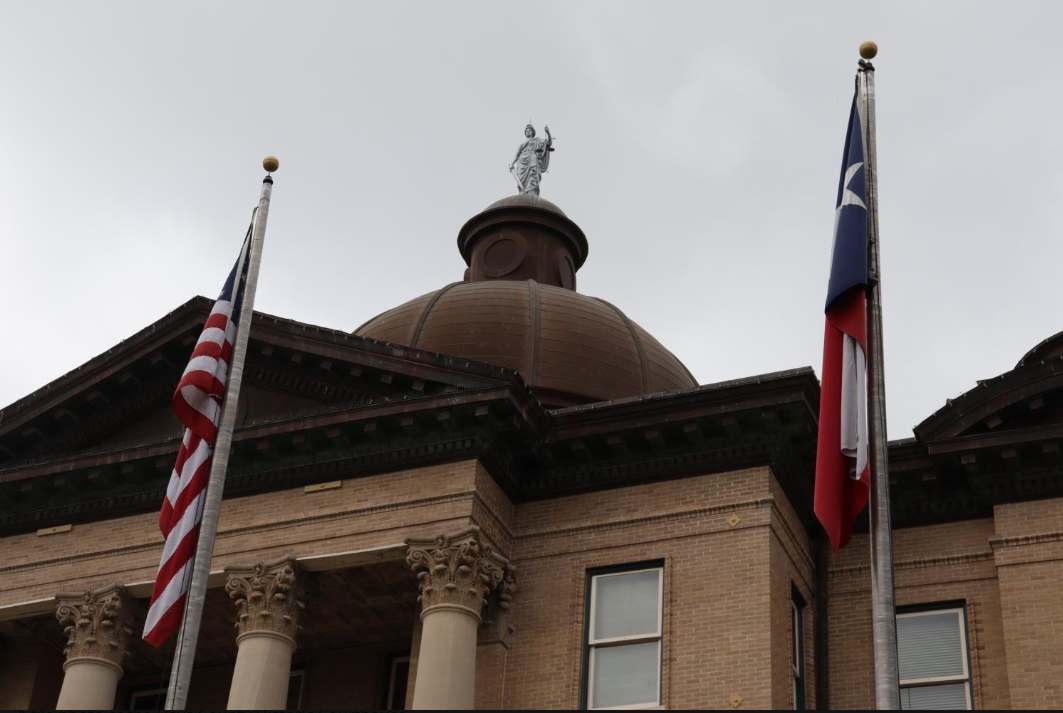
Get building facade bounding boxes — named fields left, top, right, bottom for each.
left=0, top=193, right=1061, bottom=709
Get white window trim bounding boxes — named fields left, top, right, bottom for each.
left=587, top=567, right=664, bottom=711
left=386, top=655, right=411, bottom=710
left=896, top=607, right=973, bottom=710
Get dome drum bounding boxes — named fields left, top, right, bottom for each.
left=457, top=194, right=588, bottom=291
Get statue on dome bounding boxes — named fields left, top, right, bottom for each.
left=509, top=123, right=554, bottom=196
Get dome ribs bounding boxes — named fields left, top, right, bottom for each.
left=527, top=279, right=541, bottom=386
left=409, top=282, right=463, bottom=347
left=592, top=297, right=653, bottom=395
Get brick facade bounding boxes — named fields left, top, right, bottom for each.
left=826, top=498, right=1063, bottom=711
left=992, top=498, right=1063, bottom=709
left=2, top=457, right=1062, bottom=708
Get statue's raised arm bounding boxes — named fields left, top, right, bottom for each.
left=509, top=123, right=554, bottom=196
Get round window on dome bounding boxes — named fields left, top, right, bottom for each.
left=480, top=233, right=526, bottom=278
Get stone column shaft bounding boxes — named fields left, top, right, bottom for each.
left=415, top=606, right=480, bottom=710
left=57, top=658, right=122, bottom=710
left=224, top=555, right=305, bottom=711
left=55, top=582, right=134, bottom=711
left=406, top=526, right=512, bottom=710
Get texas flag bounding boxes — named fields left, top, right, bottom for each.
left=815, top=94, right=871, bottom=553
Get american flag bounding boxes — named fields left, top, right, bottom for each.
left=143, top=230, right=252, bottom=647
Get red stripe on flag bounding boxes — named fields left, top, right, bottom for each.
left=815, top=289, right=870, bottom=553
left=203, top=313, right=230, bottom=332
left=189, top=340, right=224, bottom=363
left=161, top=457, right=211, bottom=539
left=171, top=398, right=219, bottom=444
left=153, top=523, right=201, bottom=605
left=144, top=593, right=188, bottom=648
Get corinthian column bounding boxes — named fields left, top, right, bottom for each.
left=55, top=583, right=134, bottom=711
left=224, top=555, right=305, bottom=711
left=406, top=526, right=509, bottom=710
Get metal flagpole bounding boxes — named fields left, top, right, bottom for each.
left=165, top=156, right=280, bottom=710
left=857, top=43, right=901, bottom=710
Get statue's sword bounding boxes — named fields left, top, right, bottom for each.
left=509, top=167, right=525, bottom=193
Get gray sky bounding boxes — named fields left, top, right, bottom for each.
left=3, top=2, right=1061, bottom=438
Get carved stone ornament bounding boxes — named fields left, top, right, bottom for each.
left=479, top=563, right=517, bottom=647
left=55, top=582, right=134, bottom=668
left=406, top=526, right=510, bottom=620
left=224, top=555, right=305, bottom=641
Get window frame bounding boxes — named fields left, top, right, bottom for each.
left=896, top=605, right=973, bottom=710
left=791, top=586, right=806, bottom=711
left=287, top=667, right=306, bottom=710
left=386, top=654, right=411, bottom=711
left=581, top=562, right=665, bottom=711
left=127, top=686, right=167, bottom=710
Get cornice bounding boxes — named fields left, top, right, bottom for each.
left=829, top=551, right=994, bottom=580
left=2, top=491, right=476, bottom=578
left=515, top=497, right=773, bottom=543
left=988, top=530, right=1063, bottom=549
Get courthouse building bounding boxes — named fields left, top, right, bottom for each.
left=1, top=192, right=1062, bottom=709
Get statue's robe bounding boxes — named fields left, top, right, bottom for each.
left=512, top=136, right=550, bottom=195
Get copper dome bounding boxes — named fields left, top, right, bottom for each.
left=354, top=280, right=696, bottom=406
left=354, top=194, right=697, bottom=407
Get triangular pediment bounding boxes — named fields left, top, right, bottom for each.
left=915, top=348, right=1063, bottom=442
left=0, top=298, right=517, bottom=468
left=94, top=384, right=332, bottom=452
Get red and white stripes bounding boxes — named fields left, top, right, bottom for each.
left=143, top=249, right=245, bottom=647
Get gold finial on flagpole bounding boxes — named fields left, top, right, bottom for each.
left=263, top=155, right=280, bottom=173
left=860, top=41, right=878, bottom=60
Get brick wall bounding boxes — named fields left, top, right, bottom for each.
left=828, top=518, right=1011, bottom=710
left=12, top=452, right=1063, bottom=710
left=768, top=475, right=816, bottom=710
left=475, top=642, right=508, bottom=709
left=0, top=641, right=64, bottom=709
left=500, top=466, right=800, bottom=710
left=993, top=497, right=1063, bottom=708
left=298, top=646, right=389, bottom=709
left=0, top=460, right=484, bottom=609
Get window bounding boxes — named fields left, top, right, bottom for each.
left=584, top=565, right=663, bottom=710
left=287, top=669, right=305, bottom=710
left=791, top=587, right=806, bottom=711
left=128, top=686, right=166, bottom=710
left=386, top=654, right=411, bottom=710
left=896, top=607, right=973, bottom=710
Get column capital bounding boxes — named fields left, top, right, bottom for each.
left=224, top=554, right=306, bottom=642
left=406, top=526, right=510, bottom=620
left=55, top=582, right=134, bottom=671
left=479, top=563, right=517, bottom=647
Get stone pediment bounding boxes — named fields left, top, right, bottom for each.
left=885, top=335, right=1063, bottom=529
left=914, top=343, right=1063, bottom=443
left=0, top=296, right=518, bottom=468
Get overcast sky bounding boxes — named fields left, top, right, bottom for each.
left=3, top=2, right=1061, bottom=438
